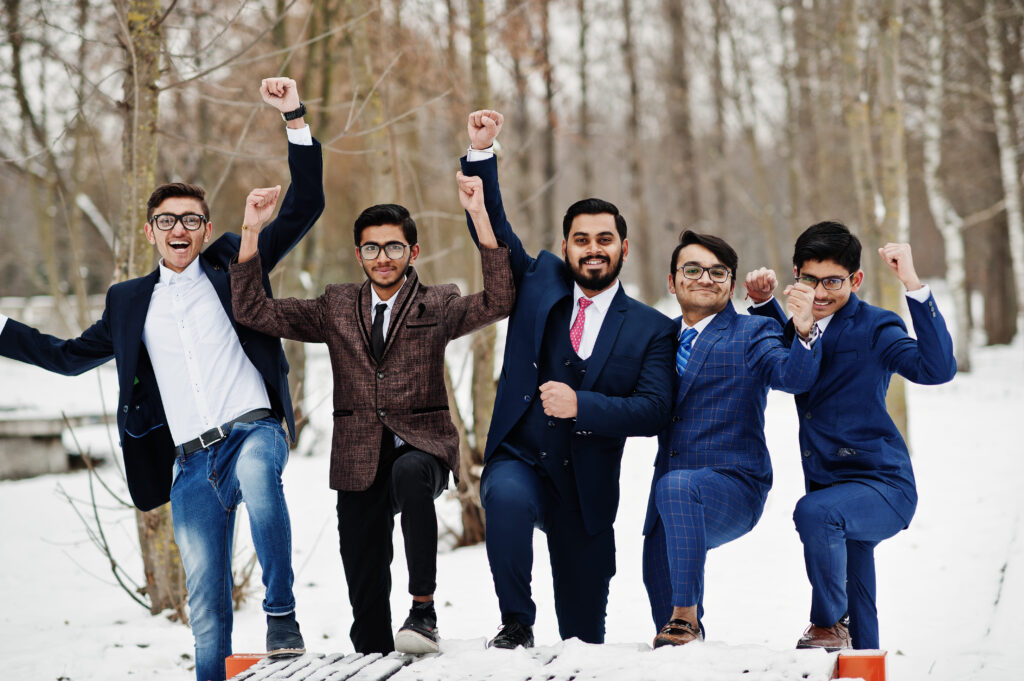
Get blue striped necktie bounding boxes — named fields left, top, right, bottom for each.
left=676, top=327, right=698, bottom=376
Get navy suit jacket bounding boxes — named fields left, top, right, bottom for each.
left=0, top=140, right=324, bottom=511
left=642, top=303, right=821, bottom=535
left=461, top=154, right=677, bottom=535
left=752, top=292, right=956, bottom=524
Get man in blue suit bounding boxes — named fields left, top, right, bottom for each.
left=459, top=110, right=676, bottom=648
left=0, top=78, right=324, bottom=681
left=746, top=221, right=956, bottom=651
left=642, top=230, right=820, bottom=648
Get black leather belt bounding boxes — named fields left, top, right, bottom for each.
left=177, top=408, right=274, bottom=456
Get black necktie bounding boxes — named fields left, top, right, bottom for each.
left=371, top=302, right=388, bottom=362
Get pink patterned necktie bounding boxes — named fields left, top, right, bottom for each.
left=570, top=298, right=593, bottom=353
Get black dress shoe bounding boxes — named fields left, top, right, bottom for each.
left=488, top=617, right=534, bottom=649
left=266, top=612, right=305, bottom=658
left=395, top=601, right=440, bottom=654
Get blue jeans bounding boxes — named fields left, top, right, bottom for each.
left=793, top=482, right=906, bottom=649
left=642, top=468, right=765, bottom=630
left=170, top=418, right=295, bottom=681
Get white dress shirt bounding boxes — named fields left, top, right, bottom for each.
left=143, top=257, right=271, bottom=446
left=570, top=281, right=620, bottom=360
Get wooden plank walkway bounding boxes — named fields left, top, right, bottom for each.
left=228, top=639, right=844, bottom=681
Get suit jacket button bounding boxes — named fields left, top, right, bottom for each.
left=805, top=412, right=812, bottom=420
left=562, top=459, right=569, bottom=467
left=669, top=449, right=678, bottom=457
left=802, top=449, right=812, bottom=458
left=672, top=416, right=681, bottom=423
left=122, top=405, right=128, bottom=413
left=564, top=360, right=572, bottom=366
left=377, top=408, right=386, bottom=418
left=539, top=451, right=548, bottom=460
left=523, top=395, right=531, bottom=402
left=548, top=420, right=555, bottom=427
left=377, top=371, right=385, bottom=379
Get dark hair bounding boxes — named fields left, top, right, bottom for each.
left=147, top=183, right=209, bottom=220
left=793, top=220, right=861, bottom=272
left=670, top=230, right=738, bottom=281
left=562, top=198, right=627, bottom=240
left=353, top=204, right=417, bottom=246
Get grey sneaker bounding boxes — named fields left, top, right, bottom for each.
left=266, top=612, right=305, bottom=658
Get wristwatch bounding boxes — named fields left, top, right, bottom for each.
left=281, top=102, right=306, bottom=121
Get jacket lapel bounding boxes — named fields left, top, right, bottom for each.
left=579, top=285, right=628, bottom=391
left=675, top=302, right=735, bottom=406
left=358, top=270, right=421, bottom=364
left=120, top=269, right=160, bottom=394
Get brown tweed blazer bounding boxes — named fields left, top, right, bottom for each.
left=230, top=247, right=513, bottom=491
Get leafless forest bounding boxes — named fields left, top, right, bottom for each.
left=1, top=0, right=1022, bottom=616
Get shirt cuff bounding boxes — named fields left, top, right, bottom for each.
left=0, top=314, right=7, bottom=333
left=466, top=145, right=494, bottom=162
left=749, top=297, right=775, bottom=308
left=797, top=322, right=820, bottom=350
left=286, top=124, right=313, bottom=146
left=905, top=284, right=931, bottom=303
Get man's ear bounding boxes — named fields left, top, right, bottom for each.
left=850, top=269, right=865, bottom=292
left=144, top=222, right=156, bottom=245
left=561, top=239, right=567, bottom=259
left=409, top=243, right=421, bottom=264
left=792, top=265, right=799, bottom=278
left=621, top=238, right=629, bottom=260
left=204, top=222, right=213, bottom=243
left=667, top=272, right=677, bottom=295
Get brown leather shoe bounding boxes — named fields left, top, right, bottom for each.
left=796, top=619, right=852, bottom=652
left=653, top=618, right=704, bottom=648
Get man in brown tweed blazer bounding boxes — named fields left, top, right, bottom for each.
left=229, top=173, right=513, bottom=655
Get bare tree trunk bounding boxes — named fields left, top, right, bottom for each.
left=711, top=1, right=728, bottom=228
left=778, top=0, right=803, bottom=235
left=116, top=0, right=187, bottom=619
left=985, top=0, right=1024, bottom=328
left=875, top=0, right=910, bottom=440
left=540, top=0, right=558, bottom=252
left=923, top=0, right=971, bottom=370
left=578, top=0, right=593, bottom=195
left=505, top=0, right=536, bottom=251
left=665, top=0, right=701, bottom=224
left=621, top=0, right=656, bottom=303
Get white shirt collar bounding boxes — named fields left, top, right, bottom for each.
left=157, top=256, right=203, bottom=285
left=572, top=280, right=620, bottom=312
left=680, top=311, right=718, bottom=338
left=371, top=276, right=408, bottom=311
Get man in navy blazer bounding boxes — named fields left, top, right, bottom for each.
left=746, top=221, right=956, bottom=651
left=642, top=230, right=820, bottom=648
left=0, top=78, right=324, bottom=681
left=459, top=110, right=676, bottom=649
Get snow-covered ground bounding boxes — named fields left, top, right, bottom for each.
left=1, top=297, right=1021, bottom=680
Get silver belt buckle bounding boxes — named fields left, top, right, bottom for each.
left=199, top=425, right=227, bottom=449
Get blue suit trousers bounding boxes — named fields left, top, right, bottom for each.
left=793, top=482, right=906, bottom=649
left=642, top=468, right=763, bottom=630
left=481, top=455, right=615, bottom=643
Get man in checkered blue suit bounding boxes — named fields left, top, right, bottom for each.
left=642, top=231, right=821, bottom=648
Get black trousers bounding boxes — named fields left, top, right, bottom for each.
left=337, top=432, right=449, bottom=654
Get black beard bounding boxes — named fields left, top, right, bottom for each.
left=565, top=252, right=624, bottom=292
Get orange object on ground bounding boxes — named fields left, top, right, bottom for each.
left=836, top=649, right=887, bottom=681
left=225, top=653, right=264, bottom=678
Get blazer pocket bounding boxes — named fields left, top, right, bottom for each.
left=411, top=405, right=449, bottom=415
left=406, top=314, right=440, bottom=328
left=333, top=409, right=354, bottom=417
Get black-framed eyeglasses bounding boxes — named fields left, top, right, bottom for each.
left=359, top=241, right=410, bottom=260
left=676, top=263, right=732, bottom=283
left=796, top=273, right=854, bottom=290
left=150, top=213, right=207, bottom=232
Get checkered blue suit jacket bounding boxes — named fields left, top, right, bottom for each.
left=642, top=302, right=821, bottom=535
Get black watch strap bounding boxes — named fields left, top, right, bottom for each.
left=281, top=102, right=306, bottom=121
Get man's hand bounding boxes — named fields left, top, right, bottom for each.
left=539, top=381, right=578, bottom=419
left=457, top=171, right=484, bottom=214
left=878, top=242, right=923, bottom=291
left=468, top=110, right=504, bottom=150
left=744, top=267, right=777, bottom=304
left=782, top=281, right=816, bottom=339
left=242, top=186, right=282, bottom=233
left=260, top=77, right=301, bottom=113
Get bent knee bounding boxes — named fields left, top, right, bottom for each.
left=655, top=470, right=704, bottom=509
